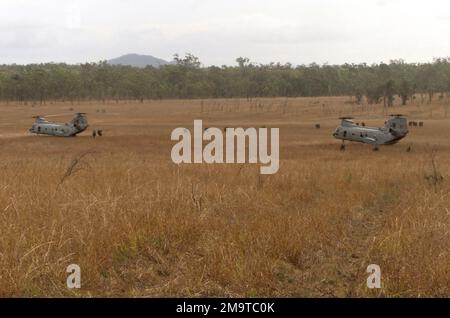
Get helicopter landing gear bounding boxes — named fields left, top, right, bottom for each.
left=373, top=145, right=379, bottom=151
left=340, top=140, right=346, bottom=151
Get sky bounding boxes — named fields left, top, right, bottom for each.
left=1, top=0, right=450, bottom=66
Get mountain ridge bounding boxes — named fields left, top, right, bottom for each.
left=107, top=53, right=170, bottom=68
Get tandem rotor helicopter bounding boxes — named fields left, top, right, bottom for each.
left=333, top=114, right=409, bottom=151
left=29, top=112, right=89, bottom=137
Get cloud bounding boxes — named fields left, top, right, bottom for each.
left=1, top=0, right=450, bottom=65
left=376, top=0, right=401, bottom=6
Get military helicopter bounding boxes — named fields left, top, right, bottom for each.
left=333, top=114, right=408, bottom=151
left=29, top=113, right=88, bottom=137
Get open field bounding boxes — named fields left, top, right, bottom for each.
left=0, top=96, right=449, bottom=297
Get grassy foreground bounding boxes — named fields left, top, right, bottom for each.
left=0, top=97, right=449, bottom=297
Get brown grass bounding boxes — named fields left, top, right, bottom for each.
left=0, top=96, right=449, bottom=297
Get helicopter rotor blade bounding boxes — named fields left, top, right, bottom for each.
left=389, top=114, right=407, bottom=117
left=32, top=112, right=87, bottom=118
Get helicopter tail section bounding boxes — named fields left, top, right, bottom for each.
left=385, top=115, right=408, bottom=137
left=70, top=113, right=89, bottom=133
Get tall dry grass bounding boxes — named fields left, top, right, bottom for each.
left=0, top=97, right=449, bottom=297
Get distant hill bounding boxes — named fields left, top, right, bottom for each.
left=107, top=53, right=170, bottom=68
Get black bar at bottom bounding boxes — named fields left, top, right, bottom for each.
left=0, top=298, right=447, bottom=316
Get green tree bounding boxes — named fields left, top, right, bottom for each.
left=398, top=80, right=412, bottom=105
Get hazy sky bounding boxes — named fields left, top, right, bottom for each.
left=1, top=0, right=450, bottom=66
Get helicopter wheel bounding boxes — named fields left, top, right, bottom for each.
left=340, top=142, right=346, bottom=151
left=373, top=146, right=379, bottom=151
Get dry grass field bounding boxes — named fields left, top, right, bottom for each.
left=0, top=96, right=449, bottom=297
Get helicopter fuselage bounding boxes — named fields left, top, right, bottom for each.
left=29, top=113, right=88, bottom=137
left=333, top=116, right=408, bottom=146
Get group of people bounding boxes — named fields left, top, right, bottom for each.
left=92, top=129, right=103, bottom=138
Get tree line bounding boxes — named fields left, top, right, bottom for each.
left=1, top=54, right=450, bottom=105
